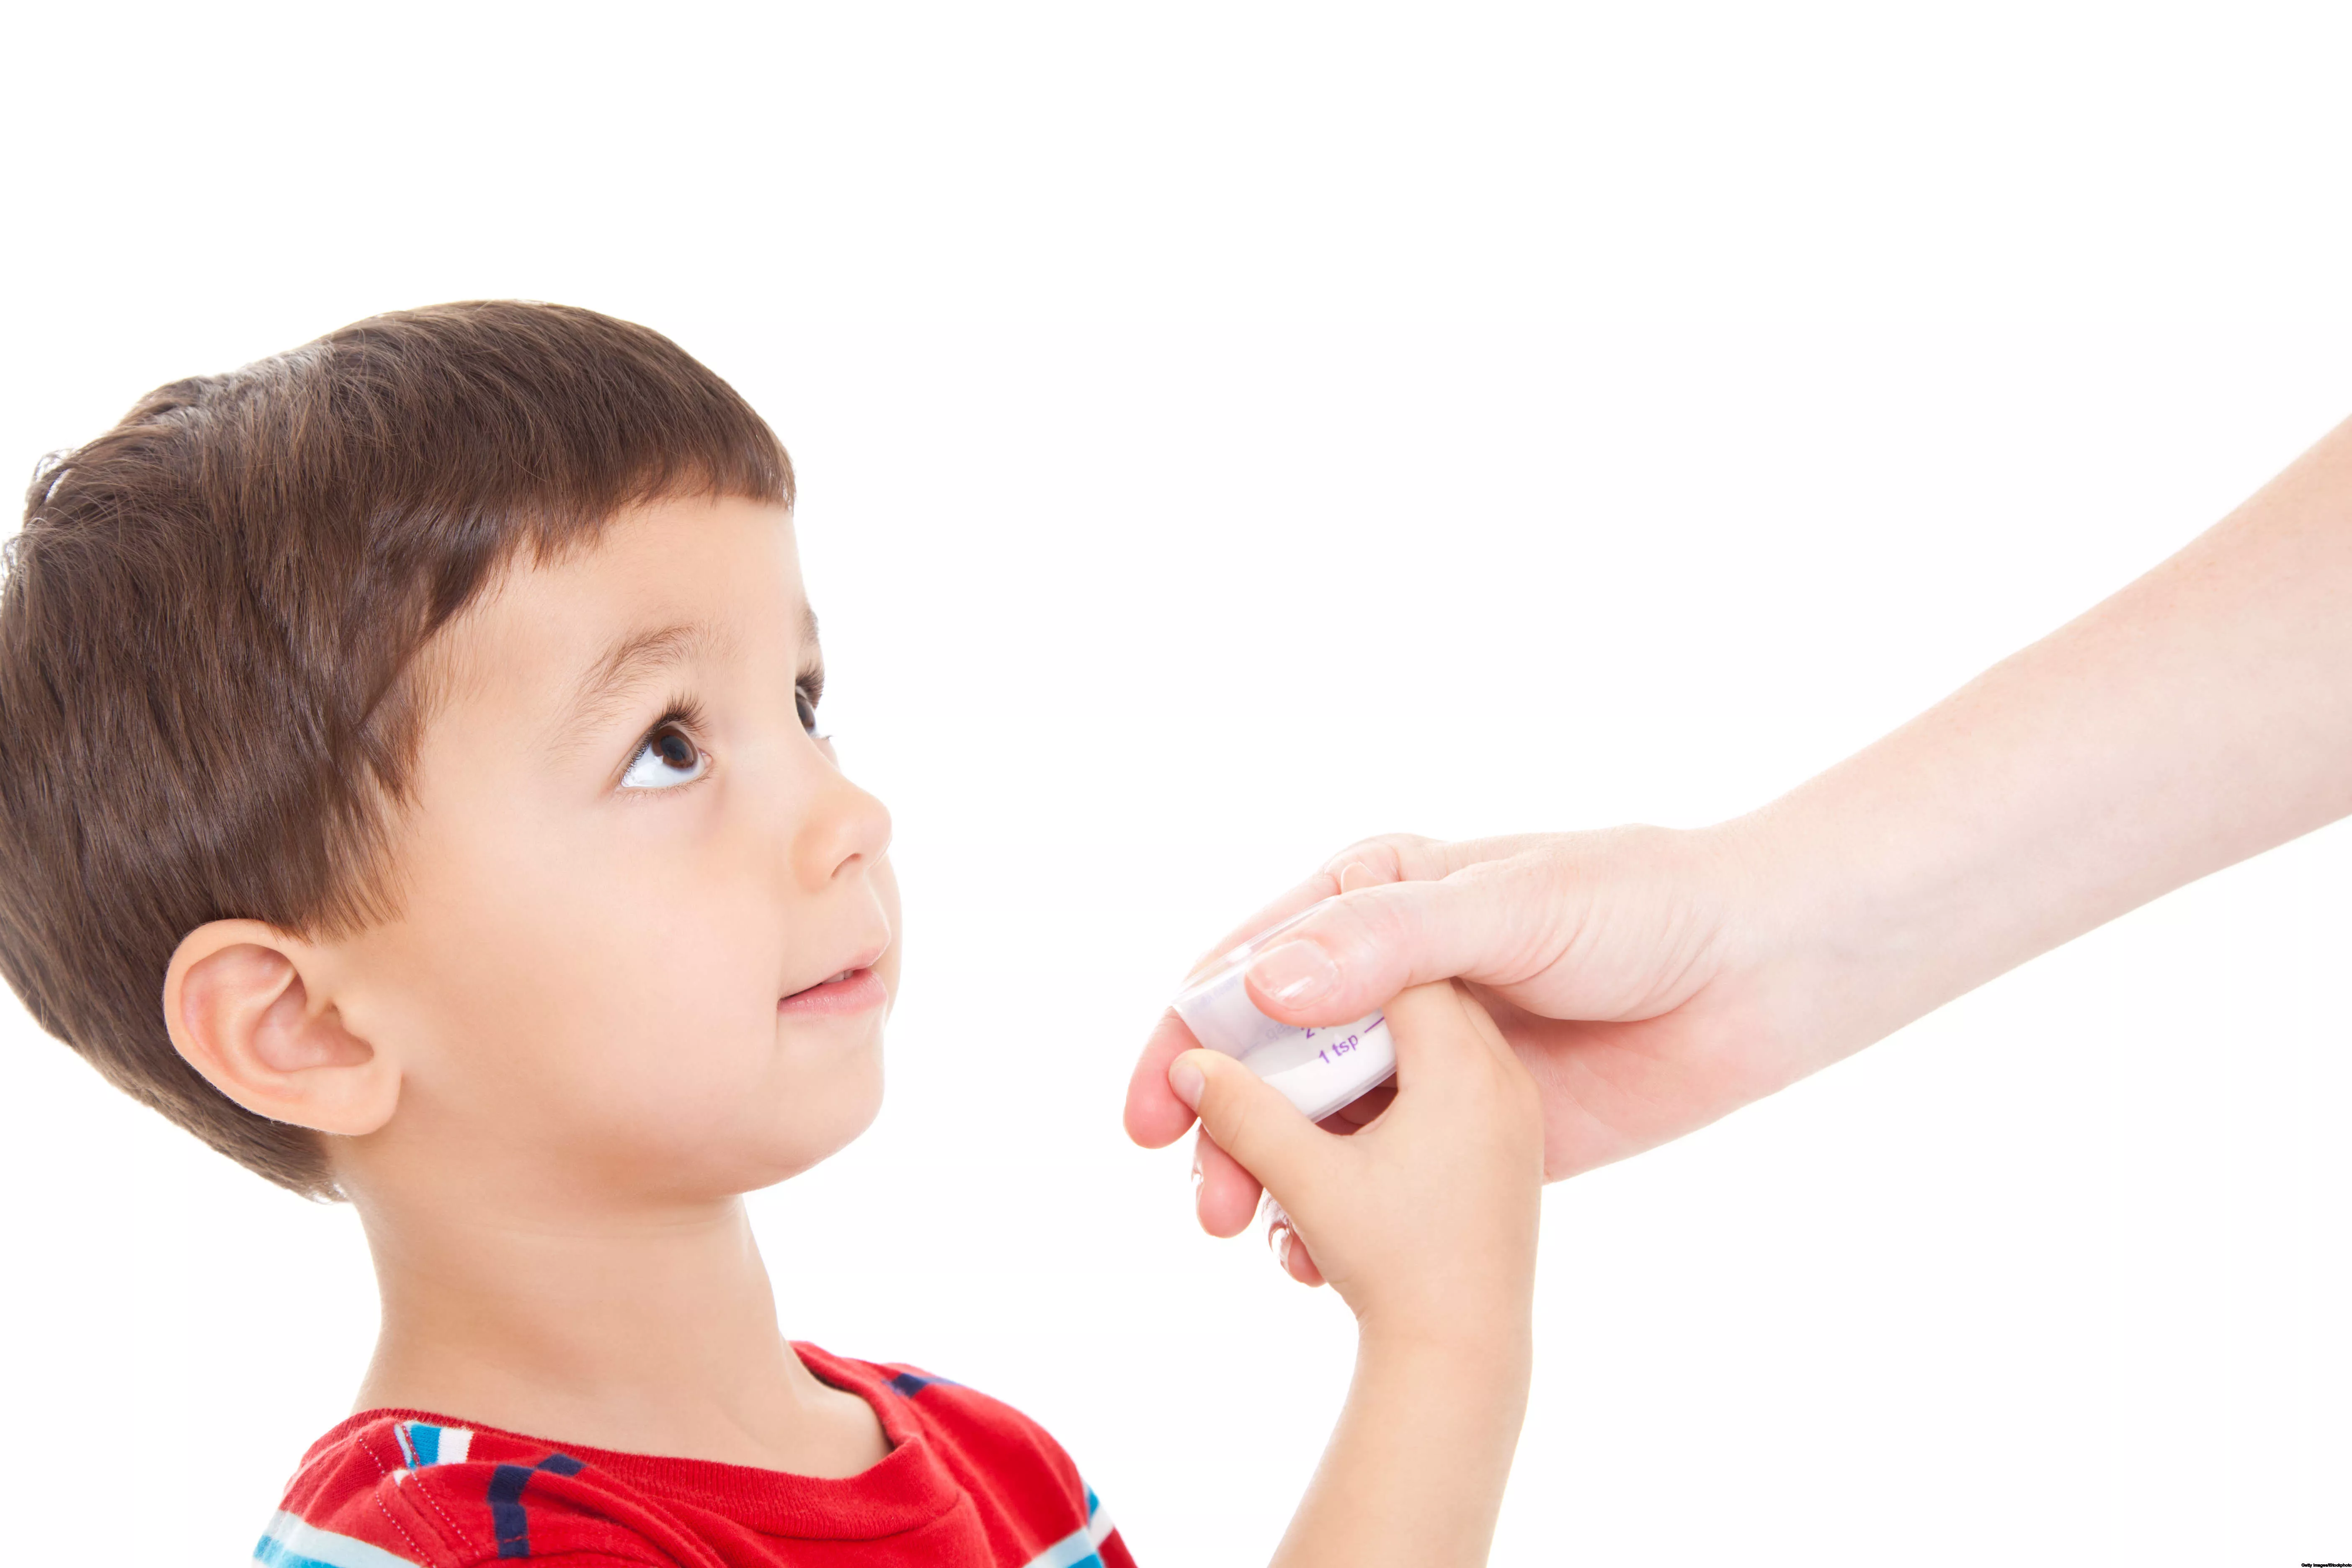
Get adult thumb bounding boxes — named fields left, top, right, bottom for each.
left=1168, top=1050, right=1324, bottom=1201
left=1240, top=859, right=1553, bottom=1026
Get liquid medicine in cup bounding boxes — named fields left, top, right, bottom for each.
left=1171, top=913, right=1396, bottom=1123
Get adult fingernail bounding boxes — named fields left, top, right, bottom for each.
left=1270, top=1224, right=1293, bottom=1273
left=1168, top=1056, right=1206, bottom=1111
left=1248, top=941, right=1338, bottom=1009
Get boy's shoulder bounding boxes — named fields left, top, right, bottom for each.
left=255, top=1344, right=1132, bottom=1568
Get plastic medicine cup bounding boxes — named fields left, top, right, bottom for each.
left=1171, top=906, right=1398, bottom=1124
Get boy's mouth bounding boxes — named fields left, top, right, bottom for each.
left=777, top=959, right=887, bottom=1018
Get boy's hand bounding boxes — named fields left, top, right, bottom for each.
left=1168, top=981, right=1543, bottom=1348
left=1173, top=982, right=1545, bottom=1568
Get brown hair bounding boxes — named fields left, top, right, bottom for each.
left=0, top=302, right=792, bottom=1198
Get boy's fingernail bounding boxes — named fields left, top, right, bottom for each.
left=1168, top=1057, right=1206, bottom=1111
left=1249, top=941, right=1337, bottom=1009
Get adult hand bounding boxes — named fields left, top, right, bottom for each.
left=1127, top=824, right=1828, bottom=1240
left=1128, top=414, right=2352, bottom=1247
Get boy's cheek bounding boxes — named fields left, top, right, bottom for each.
left=535, top=985, right=886, bottom=1191
left=382, top=889, right=780, bottom=1103
left=358, top=821, right=890, bottom=1179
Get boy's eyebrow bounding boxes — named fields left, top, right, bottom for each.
left=555, top=621, right=714, bottom=742
left=552, top=603, right=821, bottom=745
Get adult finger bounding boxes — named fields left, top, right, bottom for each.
left=1132, top=847, right=1424, bottom=1148
left=1125, top=1009, right=1205, bottom=1149
left=1180, top=880, right=1336, bottom=985
left=1240, top=855, right=1562, bottom=1027
left=1194, top=1126, right=1263, bottom=1238
left=1135, top=833, right=1537, bottom=1147
left=1176, top=833, right=1464, bottom=983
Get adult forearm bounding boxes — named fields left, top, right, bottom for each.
left=1749, top=413, right=2352, bottom=1057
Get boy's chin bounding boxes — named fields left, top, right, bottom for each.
left=523, top=1059, right=889, bottom=1203
left=616, top=1118, right=879, bottom=1203
left=716, top=1072, right=887, bottom=1195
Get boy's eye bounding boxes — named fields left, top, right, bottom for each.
left=619, top=725, right=708, bottom=791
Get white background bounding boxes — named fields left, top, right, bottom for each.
left=5, top=5, right=2351, bottom=1563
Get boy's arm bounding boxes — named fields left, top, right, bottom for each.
left=1272, top=1325, right=1529, bottom=1567
left=1169, top=981, right=1542, bottom=1568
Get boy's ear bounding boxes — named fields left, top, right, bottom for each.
left=162, top=920, right=398, bottom=1137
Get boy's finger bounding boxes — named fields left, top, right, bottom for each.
left=1322, top=1081, right=1395, bottom=1132
left=1193, top=1127, right=1262, bottom=1239
left=1125, top=1010, right=1204, bottom=1148
left=1379, top=980, right=1509, bottom=1092
left=1268, top=1213, right=1327, bottom=1287
left=1171, top=1049, right=1326, bottom=1205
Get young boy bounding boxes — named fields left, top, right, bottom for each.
left=0, top=302, right=1543, bottom=1567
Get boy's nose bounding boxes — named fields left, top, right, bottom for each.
left=792, top=759, right=893, bottom=891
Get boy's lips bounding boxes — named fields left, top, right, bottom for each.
left=777, top=965, right=887, bottom=1017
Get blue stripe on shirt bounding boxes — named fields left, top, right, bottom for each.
left=489, top=1451, right=586, bottom=1558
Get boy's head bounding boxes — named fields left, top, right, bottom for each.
left=0, top=302, right=898, bottom=1204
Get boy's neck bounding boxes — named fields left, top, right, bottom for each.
left=350, top=1188, right=887, bottom=1478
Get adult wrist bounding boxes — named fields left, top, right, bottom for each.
left=1723, top=765, right=1996, bottom=1073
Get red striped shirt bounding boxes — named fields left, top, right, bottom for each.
left=258, top=1344, right=1136, bottom=1567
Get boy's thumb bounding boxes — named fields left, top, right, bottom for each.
left=1168, top=1050, right=1321, bottom=1198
